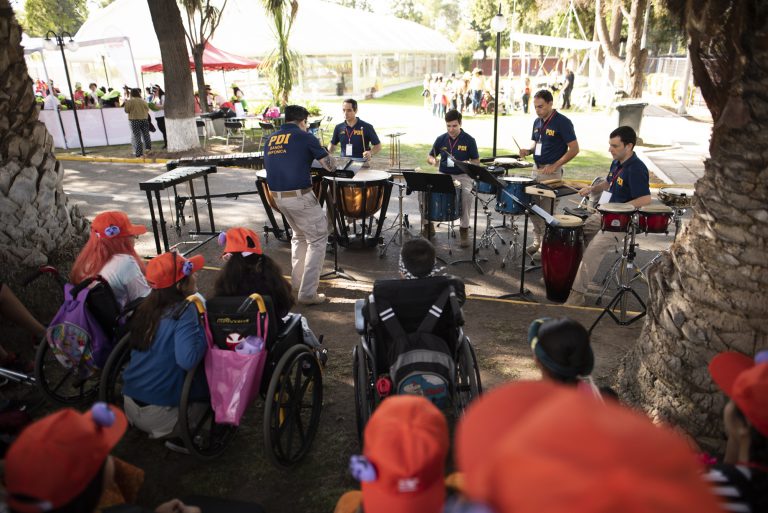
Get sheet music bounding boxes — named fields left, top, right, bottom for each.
left=531, top=204, right=557, bottom=225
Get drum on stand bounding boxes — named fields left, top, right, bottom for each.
left=598, top=203, right=637, bottom=232
left=658, top=186, right=695, bottom=209
left=492, top=157, right=533, bottom=171
left=425, top=180, right=462, bottom=222
left=474, top=167, right=504, bottom=195
left=541, top=214, right=585, bottom=303
left=496, top=176, right=534, bottom=215
left=324, top=169, right=392, bottom=248
left=638, top=204, right=673, bottom=234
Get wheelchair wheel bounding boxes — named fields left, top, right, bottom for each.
left=264, top=344, right=323, bottom=467
left=98, top=334, right=131, bottom=406
left=34, top=336, right=99, bottom=405
left=455, top=338, right=482, bottom=413
left=179, top=361, right=239, bottom=461
left=353, top=343, right=373, bottom=445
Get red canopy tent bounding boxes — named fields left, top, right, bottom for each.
left=140, top=42, right=260, bottom=73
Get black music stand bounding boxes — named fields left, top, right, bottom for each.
left=450, top=160, right=494, bottom=274
left=402, top=171, right=456, bottom=264
left=319, top=165, right=356, bottom=282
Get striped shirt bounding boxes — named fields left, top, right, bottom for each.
left=703, top=464, right=752, bottom=512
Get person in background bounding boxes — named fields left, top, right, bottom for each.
left=150, top=84, right=167, bottom=149
left=88, top=82, right=102, bottom=107
left=231, top=84, right=248, bottom=112
left=73, top=82, right=86, bottom=109
left=123, top=88, right=152, bottom=158
left=562, top=68, right=575, bottom=109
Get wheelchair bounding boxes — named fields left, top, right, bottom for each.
left=99, top=294, right=324, bottom=466
left=352, top=276, right=482, bottom=443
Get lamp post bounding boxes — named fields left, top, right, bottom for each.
left=490, top=5, right=506, bottom=157
left=44, top=31, right=86, bottom=156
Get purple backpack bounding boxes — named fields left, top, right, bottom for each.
left=45, top=278, right=119, bottom=378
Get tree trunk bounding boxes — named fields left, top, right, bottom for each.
left=618, top=0, right=768, bottom=451
left=0, top=1, right=87, bottom=269
left=625, top=0, right=648, bottom=97
left=192, top=46, right=208, bottom=114
left=147, top=0, right=200, bottom=152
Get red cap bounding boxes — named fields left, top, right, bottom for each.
left=456, top=382, right=721, bottom=513
left=709, top=350, right=768, bottom=436
left=91, top=211, right=147, bottom=239
left=5, top=403, right=127, bottom=512
left=361, top=396, right=449, bottom=513
left=145, top=251, right=204, bottom=289
left=219, top=227, right=262, bottom=256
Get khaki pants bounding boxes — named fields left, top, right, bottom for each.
left=530, top=166, right=564, bottom=244
left=274, top=192, right=328, bottom=301
left=567, top=213, right=621, bottom=301
left=124, top=396, right=208, bottom=439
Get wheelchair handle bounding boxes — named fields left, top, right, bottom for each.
left=236, top=293, right=267, bottom=315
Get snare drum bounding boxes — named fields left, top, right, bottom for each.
left=598, top=203, right=636, bottom=232
left=427, top=181, right=462, bottom=222
left=326, top=170, right=391, bottom=219
left=638, top=204, right=673, bottom=234
left=496, top=176, right=534, bottom=215
left=475, top=167, right=504, bottom=195
left=657, top=186, right=695, bottom=209
left=541, top=215, right=585, bottom=303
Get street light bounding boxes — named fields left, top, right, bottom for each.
left=44, top=31, right=86, bottom=156
left=490, top=5, right=506, bottom=157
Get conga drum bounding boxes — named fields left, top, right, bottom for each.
left=638, top=204, right=673, bottom=234
left=324, top=169, right=392, bottom=247
left=495, top=176, right=534, bottom=215
left=541, top=214, right=585, bottom=303
left=657, top=186, right=695, bottom=209
left=427, top=180, right=462, bottom=222
left=598, top=203, right=636, bottom=232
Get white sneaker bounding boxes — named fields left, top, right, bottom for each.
left=298, top=293, right=328, bottom=306
left=164, top=438, right=190, bottom=455
left=526, top=241, right=541, bottom=254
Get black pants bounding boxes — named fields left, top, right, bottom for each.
left=156, top=116, right=167, bottom=147
left=522, top=93, right=530, bottom=114
left=562, top=89, right=572, bottom=109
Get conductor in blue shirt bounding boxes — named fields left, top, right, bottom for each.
left=264, top=105, right=337, bottom=306
left=566, top=126, right=651, bottom=305
left=519, top=89, right=580, bottom=257
left=328, top=98, right=382, bottom=165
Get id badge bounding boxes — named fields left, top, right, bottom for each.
left=534, top=142, right=542, bottom=156
left=598, top=191, right=613, bottom=205
left=345, top=144, right=353, bottom=157
left=447, top=157, right=455, bottom=168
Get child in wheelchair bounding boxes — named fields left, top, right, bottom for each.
left=122, top=251, right=207, bottom=440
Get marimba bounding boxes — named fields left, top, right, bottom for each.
left=166, top=152, right=264, bottom=171
left=139, top=166, right=217, bottom=255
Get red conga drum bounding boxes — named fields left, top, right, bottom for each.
left=541, top=215, right=585, bottom=303
left=638, top=204, right=673, bottom=234
left=598, top=203, right=636, bottom=232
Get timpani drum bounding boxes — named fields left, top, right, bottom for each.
left=657, top=186, right=695, bottom=209
left=598, top=203, right=636, bottom=232
left=638, top=204, right=673, bottom=234
left=496, top=176, right=534, bottom=215
left=541, top=215, right=585, bottom=303
left=325, top=169, right=393, bottom=247
left=474, top=167, right=504, bottom=195
left=427, top=180, right=462, bottom=222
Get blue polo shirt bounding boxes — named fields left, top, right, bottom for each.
left=530, top=110, right=577, bottom=167
left=330, top=118, right=381, bottom=158
left=606, top=152, right=650, bottom=203
left=264, top=123, right=328, bottom=191
left=429, top=129, right=480, bottom=176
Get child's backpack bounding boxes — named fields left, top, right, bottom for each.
left=45, top=277, right=120, bottom=378
left=378, top=288, right=456, bottom=408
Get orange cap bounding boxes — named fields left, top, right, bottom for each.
left=219, top=227, right=262, bottom=256
left=91, top=211, right=147, bottom=239
left=5, top=403, right=127, bottom=512
left=145, top=251, right=204, bottom=289
left=456, top=382, right=722, bottom=513
left=709, top=350, right=768, bottom=437
left=360, top=396, right=449, bottom=513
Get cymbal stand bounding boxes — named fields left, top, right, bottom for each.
left=500, top=215, right=522, bottom=269
left=589, top=213, right=647, bottom=333
left=449, top=186, right=487, bottom=273
left=379, top=181, right=410, bottom=257
left=476, top=192, right=506, bottom=255
left=672, top=207, right=687, bottom=240
left=321, top=175, right=356, bottom=282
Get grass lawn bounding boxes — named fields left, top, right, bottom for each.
left=367, top=86, right=424, bottom=106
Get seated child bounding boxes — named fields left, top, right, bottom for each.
left=335, top=395, right=450, bottom=513
left=213, top=227, right=294, bottom=320
left=398, top=238, right=465, bottom=305
left=122, top=252, right=207, bottom=441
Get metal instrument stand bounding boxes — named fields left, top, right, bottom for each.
left=321, top=173, right=356, bottom=282
left=386, top=132, right=405, bottom=169
left=589, top=213, right=647, bottom=333
left=379, top=180, right=411, bottom=257
left=477, top=194, right=506, bottom=255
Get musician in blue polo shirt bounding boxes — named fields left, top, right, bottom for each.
left=328, top=98, right=381, bottom=165
left=519, top=89, right=580, bottom=257
left=264, top=105, right=337, bottom=306
left=565, top=126, right=651, bottom=306
left=424, top=109, right=481, bottom=248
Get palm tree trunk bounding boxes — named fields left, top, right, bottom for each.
left=0, top=1, right=87, bottom=269
left=147, top=0, right=200, bottom=151
left=619, top=0, right=768, bottom=451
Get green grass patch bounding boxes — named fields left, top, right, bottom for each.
left=367, top=86, right=424, bottom=106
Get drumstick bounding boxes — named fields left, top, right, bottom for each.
left=512, top=136, right=523, bottom=155
left=568, top=198, right=598, bottom=213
